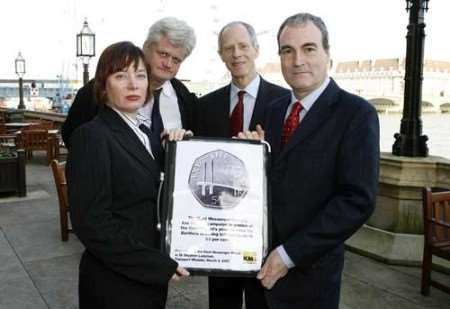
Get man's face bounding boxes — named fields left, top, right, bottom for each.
left=219, top=24, right=259, bottom=81
left=279, top=22, right=330, bottom=99
left=144, top=36, right=186, bottom=84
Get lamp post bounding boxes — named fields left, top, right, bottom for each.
left=392, top=0, right=429, bottom=157
left=14, top=52, right=26, bottom=110
left=76, top=18, right=95, bottom=85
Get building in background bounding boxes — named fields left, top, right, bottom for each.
left=0, top=79, right=81, bottom=111
left=243, top=58, right=450, bottom=114
left=333, top=58, right=450, bottom=113
left=2, top=58, right=450, bottom=114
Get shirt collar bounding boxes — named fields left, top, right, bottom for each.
left=110, top=105, right=139, bottom=126
left=230, top=75, right=261, bottom=99
left=291, top=76, right=330, bottom=110
left=136, top=80, right=176, bottom=123
left=136, top=109, right=149, bottom=124
left=160, top=80, right=176, bottom=99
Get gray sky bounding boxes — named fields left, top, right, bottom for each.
left=1, top=0, right=449, bottom=81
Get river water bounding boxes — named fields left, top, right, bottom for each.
left=379, top=113, right=450, bottom=159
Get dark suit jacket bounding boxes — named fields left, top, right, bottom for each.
left=265, top=79, right=379, bottom=304
left=61, top=79, right=98, bottom=147
left=66, top=106, right=178, bottom=304
left=61, top=78, right=198, bottom=147
left=197, top=77, right=290, bottom=137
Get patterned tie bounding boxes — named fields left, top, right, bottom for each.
left=230, top=90, right=246, bottom=137
left=138, top=124, right=158, bottom=159
left=281, top=101, right=303, bottom=147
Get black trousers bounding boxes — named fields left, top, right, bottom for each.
left=208, top=276, right=269, bottom=309
left=265, top=285, right=341, bottom=309
left=265, top=247, right=344, bottom=309
left=78, top=251, right=168, bottom=309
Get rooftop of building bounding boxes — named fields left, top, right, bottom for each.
left=335, top=58, right=450, bottom=73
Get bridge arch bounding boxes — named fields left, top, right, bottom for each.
left=368, top=98, right=396, bottom=112
left=440, top=102, right=450, bottom=113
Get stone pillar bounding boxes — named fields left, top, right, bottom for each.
left=346, top=153, right=450, bottom=271
left=371, top=153, right=450, bottom=233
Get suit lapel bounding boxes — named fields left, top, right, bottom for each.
left=277, top=80, right=340, bottom=162
left=99, top=107, right=160, bottom=179
left=170, top=79, right=187, bottom=127
left=249, top=78, right=267, bottom=130
left=209, top=85, right=231, bottom=137
left=269, top=96, right=291, bottom=155
left=219, top=85, right=232, bottom=135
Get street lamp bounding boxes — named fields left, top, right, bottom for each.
left=14, top=52, right=26, bottom=109
left=76, top=18, right=95, bottom=85
left=392, top=0, right=430, bottom=157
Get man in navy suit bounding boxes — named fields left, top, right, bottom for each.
left=198, top=21, right=289, bottom=309
left=252, top=13, right=379, bottom=308
left=197, top=22, right=289, bottom=139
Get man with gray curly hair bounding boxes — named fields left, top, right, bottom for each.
left=139, top=17, right=197, bottom=133
left=62, top=17, right=198, bottom=149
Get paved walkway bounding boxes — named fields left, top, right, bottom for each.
left=0, top=154, right=449, bottom=309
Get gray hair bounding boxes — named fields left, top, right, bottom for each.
left=145, top=17, right=196, bottom=59
left=277, top=13, right=329, bottom=53
left=218, top=21, right=259, bottom=52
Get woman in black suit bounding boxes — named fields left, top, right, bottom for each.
left=66, top=41, right=189, bottom=309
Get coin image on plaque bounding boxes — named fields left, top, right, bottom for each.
left=188, top=149, right=249, bottom=209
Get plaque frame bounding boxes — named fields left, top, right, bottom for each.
left=159, top=137, right=271, bottom=277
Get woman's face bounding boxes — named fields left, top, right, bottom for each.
left=106, top=59, right=148, bottom=113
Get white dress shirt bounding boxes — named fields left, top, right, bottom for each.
left=111, top=106, right=154, bottom=158
left=284, top=76, right=331, bottom=121
left=137, top=80, right=182, bottom=130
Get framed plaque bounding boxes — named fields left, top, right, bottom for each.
left=160, top=137, right=271, bottom=276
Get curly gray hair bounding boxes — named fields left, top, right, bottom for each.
left=145, top=17, right=196, bottom=59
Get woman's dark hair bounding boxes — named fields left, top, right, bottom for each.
left=94, top=41, right=151, bottom=105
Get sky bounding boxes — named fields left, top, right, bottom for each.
left=1, top=0, right=449, bottom=82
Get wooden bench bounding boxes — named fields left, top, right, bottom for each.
left=421, top=187, right=450, bottom=296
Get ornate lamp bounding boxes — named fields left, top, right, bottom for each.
left=393, top=0, right=430, bottom=157
left=14, top=52, right=26, bottom=109
left=76, top=18, right=96, bottom=85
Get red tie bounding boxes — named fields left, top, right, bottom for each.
left=230, top=90, right=245, bottom=136
left=281, top=101, right=303, bottom=147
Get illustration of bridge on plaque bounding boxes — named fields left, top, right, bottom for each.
left=188, top=149, right=249, bottom=209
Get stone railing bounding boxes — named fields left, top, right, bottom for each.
left=373, top=153, right=450, bottom=234
left=347, top=153, right=450, bottom=271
